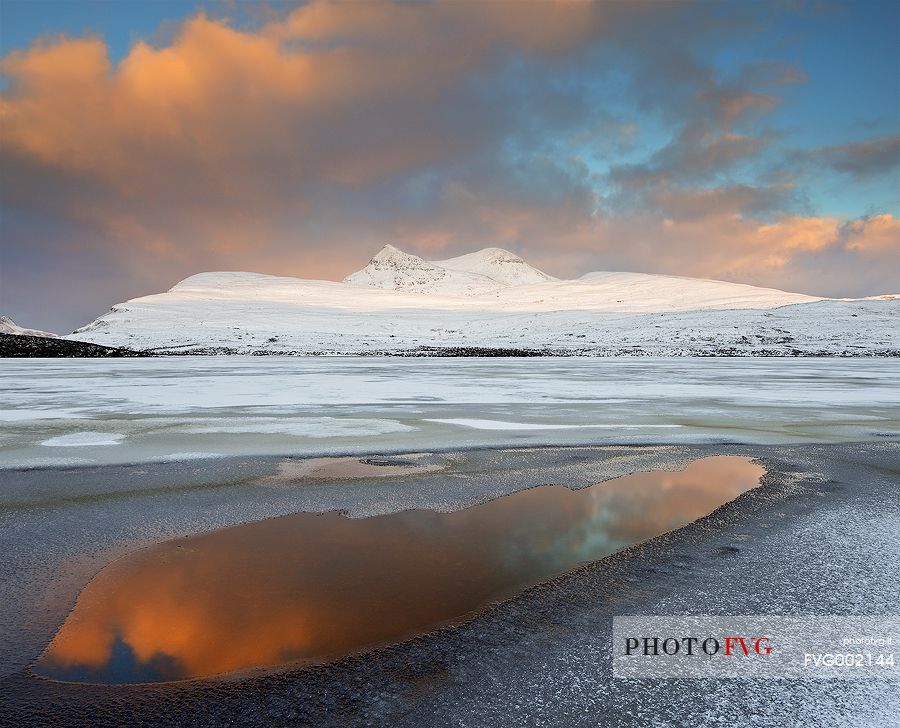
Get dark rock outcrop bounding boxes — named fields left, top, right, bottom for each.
left=0, top=333, right=149, bottom=358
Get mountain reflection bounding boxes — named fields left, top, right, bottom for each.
left=36, top=456, right=763, bottom=683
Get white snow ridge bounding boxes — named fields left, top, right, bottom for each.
left=68, top=245, right=898, bottom=356
left=343, top=245, right=556, bottom=295
left=435, top=247, right=557, bottom=287
left=0, top=316, right=57, bottom=338
left=344, top=244, right=480, bottom=294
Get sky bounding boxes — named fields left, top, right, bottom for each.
left=1, top=0, right=898, bottom=333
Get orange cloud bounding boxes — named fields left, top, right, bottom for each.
left=531, top=210, right=898, bottom=295
left=842, top=214, right=900, bottom=256
left=0, top=2, right=605, bottom=186
left=0, top=3, right=610, bottom=273
left=267, top=0, right=603, bottom=55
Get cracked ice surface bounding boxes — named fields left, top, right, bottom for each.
left=0, top=356, right=897, bottom=468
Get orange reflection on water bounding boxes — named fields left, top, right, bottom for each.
left=36, top=456, right=764, bottom=683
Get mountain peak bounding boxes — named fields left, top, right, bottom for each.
left=367, top=244, right=431, bottom=268
left=370, top=243, right=407, bottom=261
left=344, top=245, right=454, bottom=293
left=468, top=247, right=523, bottom=262
left=0, top=315, right=58, bottom=338
left=344, top=244, right=556, bottom=294
left=436, top=247, right=557, bottom=286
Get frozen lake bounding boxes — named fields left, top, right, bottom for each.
left=1, top=356, right=898, bottom=468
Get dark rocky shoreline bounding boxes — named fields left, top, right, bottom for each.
left=0, top=333, right=149, bottom=358
left=3, top=333, right=899, bottom=358
left=1, top=442, right=898, bottom=727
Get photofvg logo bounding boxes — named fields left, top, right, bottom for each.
left=623, top=634, right=772, bottom=658
left=612, top=616, right=900, bottom=679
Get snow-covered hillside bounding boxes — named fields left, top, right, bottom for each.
left=342, top=245, right=556, bottom=294
left=342, top=244, right=491, bottom=295
left=435, top=247, right=557, bottom=286
left=68, top=246, right=898, bottom=355
left=0, top=316, right=57, bottom=338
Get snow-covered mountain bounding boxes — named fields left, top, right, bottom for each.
left=68, top=246, right=898, bottom=355
left=342, top=245, right=555, bottom=294
left=437, top=247, right=556, bottom=286
left=0, top=316, right=57, bottom=338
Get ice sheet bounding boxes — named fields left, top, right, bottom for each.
left=41, top=432, right=125, bottom=447
left=423, top=419, right=683, bottom=430
left=0, top=356, right=897, bottom=467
